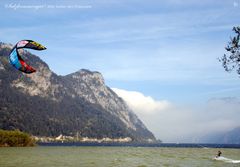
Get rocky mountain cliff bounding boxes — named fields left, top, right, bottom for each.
left=0, top=42, right=156, bottom=142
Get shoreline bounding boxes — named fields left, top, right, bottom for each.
left=37, top=142, right=240, bottom=149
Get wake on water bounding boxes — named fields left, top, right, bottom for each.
left=213, top=156, right=240, bottom=164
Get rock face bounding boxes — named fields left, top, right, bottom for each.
left=0, top=42, right=156, bottom=142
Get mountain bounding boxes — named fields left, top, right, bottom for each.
left=0, top=42, right=156, bottom=142
left=200, top=127, right=240, bottom=144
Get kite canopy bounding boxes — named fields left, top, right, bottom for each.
left=9, top=40, right=46, bottom=74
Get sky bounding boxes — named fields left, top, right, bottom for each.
left=0, top=0, right=240, bottom=142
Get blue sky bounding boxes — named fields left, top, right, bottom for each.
left=1, top=0, right=240, bottom=142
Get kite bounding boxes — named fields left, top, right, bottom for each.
left=9, top=40, right=46, bottom=73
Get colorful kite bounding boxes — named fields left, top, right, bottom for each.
left=9, top=40, right=46, bottom=73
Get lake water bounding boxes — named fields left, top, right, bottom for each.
left=0, top=146, right=240, bottom=167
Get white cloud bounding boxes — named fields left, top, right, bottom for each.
left=112, top=88, right=240, bottom=143
left=112, top=88, right=170, bottom=114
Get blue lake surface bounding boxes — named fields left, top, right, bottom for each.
left=38, top=142, right=240, bottom=148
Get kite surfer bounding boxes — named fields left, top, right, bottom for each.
left=216, top=150, right=222, bottom=158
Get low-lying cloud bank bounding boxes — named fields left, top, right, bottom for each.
left=112, top=88, right=240, bottom=143
left=112, top=88, right=170, bottom=114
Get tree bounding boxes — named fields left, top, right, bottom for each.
left=0, top=130, right=35, bottom=147
left=219, top=26, right=240, bottom=75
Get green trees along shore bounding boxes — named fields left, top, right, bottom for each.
left=0, top=130, right=35, bottom=147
